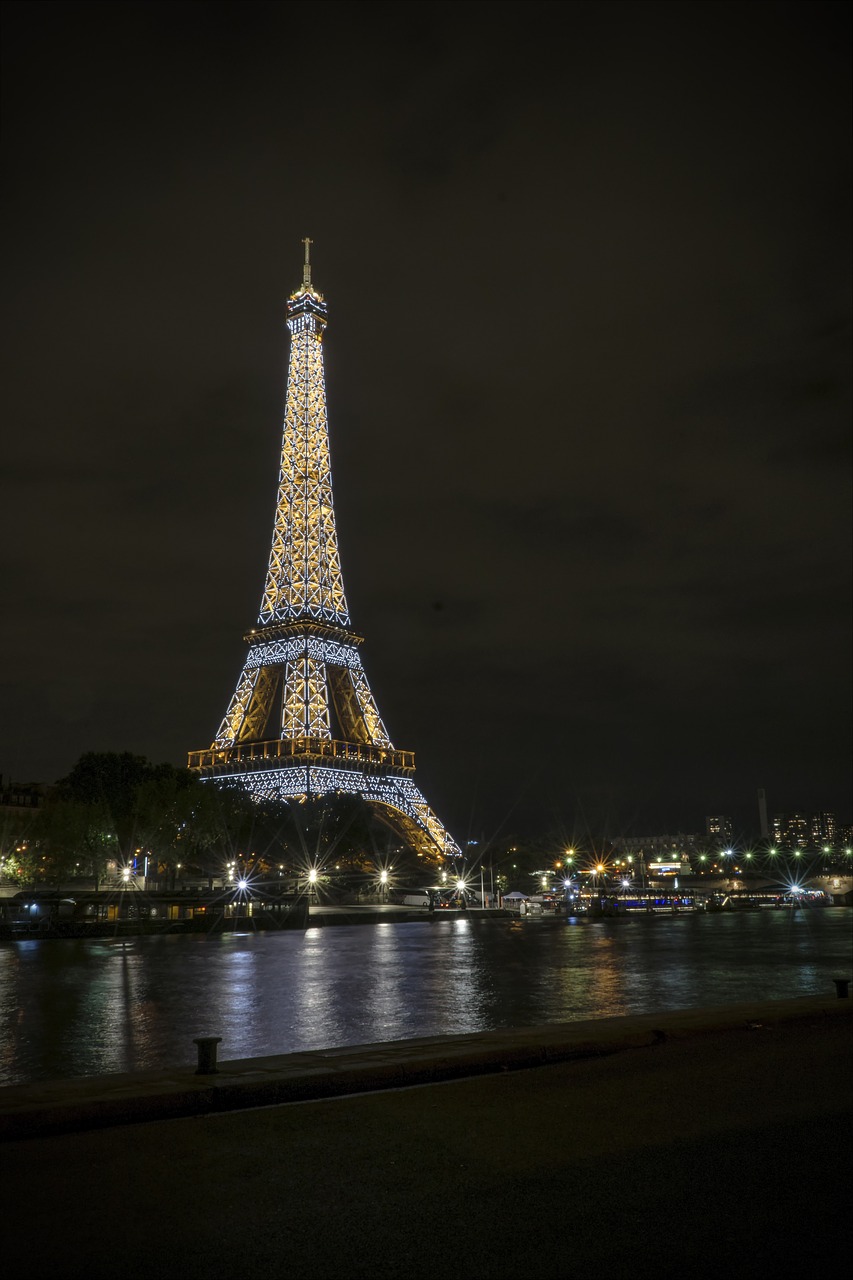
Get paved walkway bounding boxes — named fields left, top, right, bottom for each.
left=2, top=995, right=851, bottom=1279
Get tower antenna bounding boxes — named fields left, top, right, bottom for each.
left=302, top=237, right=313, bottom=289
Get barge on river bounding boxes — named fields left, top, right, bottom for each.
left=0, top=885, right=309, bottom=939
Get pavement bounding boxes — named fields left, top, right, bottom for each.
left=2, top=993, right=851, bottom=1279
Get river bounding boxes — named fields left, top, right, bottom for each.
left=1, top=908, right=851, bottom=1087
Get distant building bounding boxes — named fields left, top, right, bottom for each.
left=769, top=811, right=841, bottom=849
left=705, top=815, right=733, bottom=846
left=0, top=776, right=46, bottom=812
left=771, top=812, right=809, bottom=848
left=811, top=812, right=837, bottom=845
left=611, top=834, right=696, bottom=875
left=757, top=788, right=769, bottom=838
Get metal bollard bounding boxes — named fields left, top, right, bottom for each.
left=832, top=979, right=849, bottom=999
left=194, top=1035, right=222, bottom=1074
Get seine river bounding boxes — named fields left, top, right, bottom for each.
left=1, top=908, right=851, bottom=1087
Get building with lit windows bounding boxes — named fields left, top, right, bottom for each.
left=771, top=812, right=810, bottom=848
left=705, top=815, right=733, bottom=846
left=811, top=811, right=837, bottom=845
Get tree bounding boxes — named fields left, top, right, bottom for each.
left=133, top=764, right=208, bottom=883
left=33, top=794, right=117, bottom=887
left=0, top=807, right=39, bottom=883
left=57, top=751, right=155, bottom=859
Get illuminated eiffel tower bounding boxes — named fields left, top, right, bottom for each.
left=189, top=242, right=460, bottom=862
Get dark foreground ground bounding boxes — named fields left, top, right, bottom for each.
left=2, top=996, right=851, bottom=1280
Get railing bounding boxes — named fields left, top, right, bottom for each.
left=188, top=736, right=415, bottom=775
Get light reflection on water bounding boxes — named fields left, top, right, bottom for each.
left=0, top=908, right=851, bottom=1086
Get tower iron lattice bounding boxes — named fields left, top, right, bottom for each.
left=188, top=242, right=460, bottom=862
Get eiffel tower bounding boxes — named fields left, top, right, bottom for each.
left=188, top=242, right=460, bottom=863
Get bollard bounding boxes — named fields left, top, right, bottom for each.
left=832, top=979, right=849, bottom=999
left=194, top=1035, right=222, bottom=1074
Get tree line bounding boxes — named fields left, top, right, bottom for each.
left=0, top=752, right=401, bottom=889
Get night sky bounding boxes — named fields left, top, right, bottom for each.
left=2, top=1, right=850, bottom=843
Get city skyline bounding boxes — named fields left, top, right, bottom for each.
left=2, top=2, right=850, bottom=841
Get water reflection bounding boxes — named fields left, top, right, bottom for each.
left=0, top=909, right=850, bottom=1086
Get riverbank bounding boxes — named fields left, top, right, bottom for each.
left=4, top=894, right=848, bottom=941
left=1, top=991, right=849, bottom=1141
left=0, top=901, right=508, bottom=940
left=2, top=994, right=850, bottom=1279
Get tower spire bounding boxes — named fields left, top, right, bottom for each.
left=189, top=244, right=459, bottom=863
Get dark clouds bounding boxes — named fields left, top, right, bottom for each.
left=1, top=0, right=850, bottom=839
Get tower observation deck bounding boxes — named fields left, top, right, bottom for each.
left=188, top=242, right=460, bottom=862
